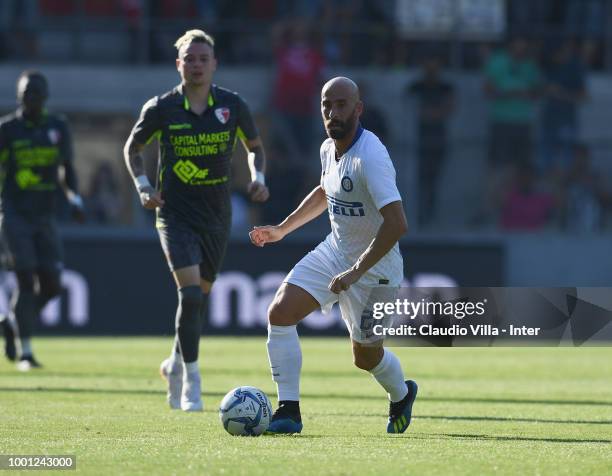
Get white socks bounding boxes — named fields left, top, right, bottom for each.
left=183, top=360, right=199, bottom=376
left=369, top=349, right=408, bottom=402
left=267, top=327, right=406, bottom=404
left=267, top=325, right=302, bottom=401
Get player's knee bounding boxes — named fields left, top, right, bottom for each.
left=267, top=298, right=297, bottom=326
left=353, top=353, right=374, bottom=371
left=179, top=286, right=203, bottom=308
left=267, top=300, right=285, bottom=326
left=352, top=347, right=382, bottom=371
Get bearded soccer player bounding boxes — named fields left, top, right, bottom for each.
left=0, top=70, right=84, bottom=370
left=250, top=77, right=417, bottom=434
left=124, top=30, right=269, bottom=412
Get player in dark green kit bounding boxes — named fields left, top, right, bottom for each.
left=124, top=30, right=269, bottom=411
left=0, top=70, right=84, bottom=371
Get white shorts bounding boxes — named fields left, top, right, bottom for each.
left=285, top=241, right=398, bottom=343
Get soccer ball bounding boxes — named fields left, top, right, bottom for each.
left=219, top=386, right=272, bottom=436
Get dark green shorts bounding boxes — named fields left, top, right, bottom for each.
left=0, top=213, right=63, bottom=272
left=157, top=219, right=229, bottom=282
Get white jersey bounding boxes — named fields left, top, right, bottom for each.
left=319, top=128, right=404, bottom=286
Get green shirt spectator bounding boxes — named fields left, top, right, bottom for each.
left=485, top=43, right=541, bottom=124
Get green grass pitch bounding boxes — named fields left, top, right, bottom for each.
left=1, top=337, right=611, bottom=475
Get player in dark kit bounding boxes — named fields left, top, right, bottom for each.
left=124, top=29, right=269, bottom=412
left=0, top=70, right=84, bottom=371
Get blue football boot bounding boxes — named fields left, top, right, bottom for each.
left=266, top=402, right=303, bottom=434
left=387, top=380, right=418, bottom=434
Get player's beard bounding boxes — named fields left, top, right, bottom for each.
left=326, top=106, right=359, bottom=140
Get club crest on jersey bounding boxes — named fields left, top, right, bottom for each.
left=341, top=176, right=353, bottom=192
left=215, top=107, right=230, bottom=124
left=48, top=128, right=60, bottom=144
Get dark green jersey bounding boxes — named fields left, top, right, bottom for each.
left=0, top=110, right=73, bottom=218
left=131, top=84, right=258, bottom=232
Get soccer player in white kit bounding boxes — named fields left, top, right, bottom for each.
left=249, top=77, right=418, bottom=434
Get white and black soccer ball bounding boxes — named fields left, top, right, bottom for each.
left=219, top=386, right=272, bottom=436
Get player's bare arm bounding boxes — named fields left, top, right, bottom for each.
left=123, top=134, right=164, bottom=210
left=249, top=185, right=327, bottom=247
left=329, top=200, right=407, bottom=294
left=243, top=136, right=269, bottom=203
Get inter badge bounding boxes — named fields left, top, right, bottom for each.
left=341, top=175, right=353, bottom=192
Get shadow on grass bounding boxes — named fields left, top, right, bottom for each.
left=2, top=385, right=611, bottom=443
left=414, top=432, right=612, bottom=444
left=261, top=433, right=612, bottom=444
left=417, top=414, right=612, bottom=425
left=2, top=387, right=612, bottom=408
left=309, top=412, right=612, bottom=425
left=421, top=396, right=612, bottom=407
left=419, top=414, right=612, bottom=425
left=2, top=368, right=359, bottom=379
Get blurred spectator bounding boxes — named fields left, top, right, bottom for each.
left=270, top=19, right=325, bottom=171
left=239, top=0, right=278, bottom=64
left=85, top=162, right=122, bottom=224
left=194, top=0, right=220, bottom=25
left=540, top=39, right=587, bottom=175
left=562, top=143, right=607, bottom=232
left=500, top=162, right=557, bottom=231
left=477, top=37, right=541, bottom=226
left=406, top=56, right=455, bottom=227
left=359, top=0, right=395, bottom=67
left=121, top=0, right=144, bottom=62
left=358, top=82, right=389, bottom=145
left=320, top=0, right=362, bottom=65
left=565, top=0, right=605, bottom=67
left=565, top=0, right=605, bottom=39
left=148, top=0, right=198, bottom=63
left=484, top=37, right=541, bottom=168
left=211, top=0, right=274, bottom=64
